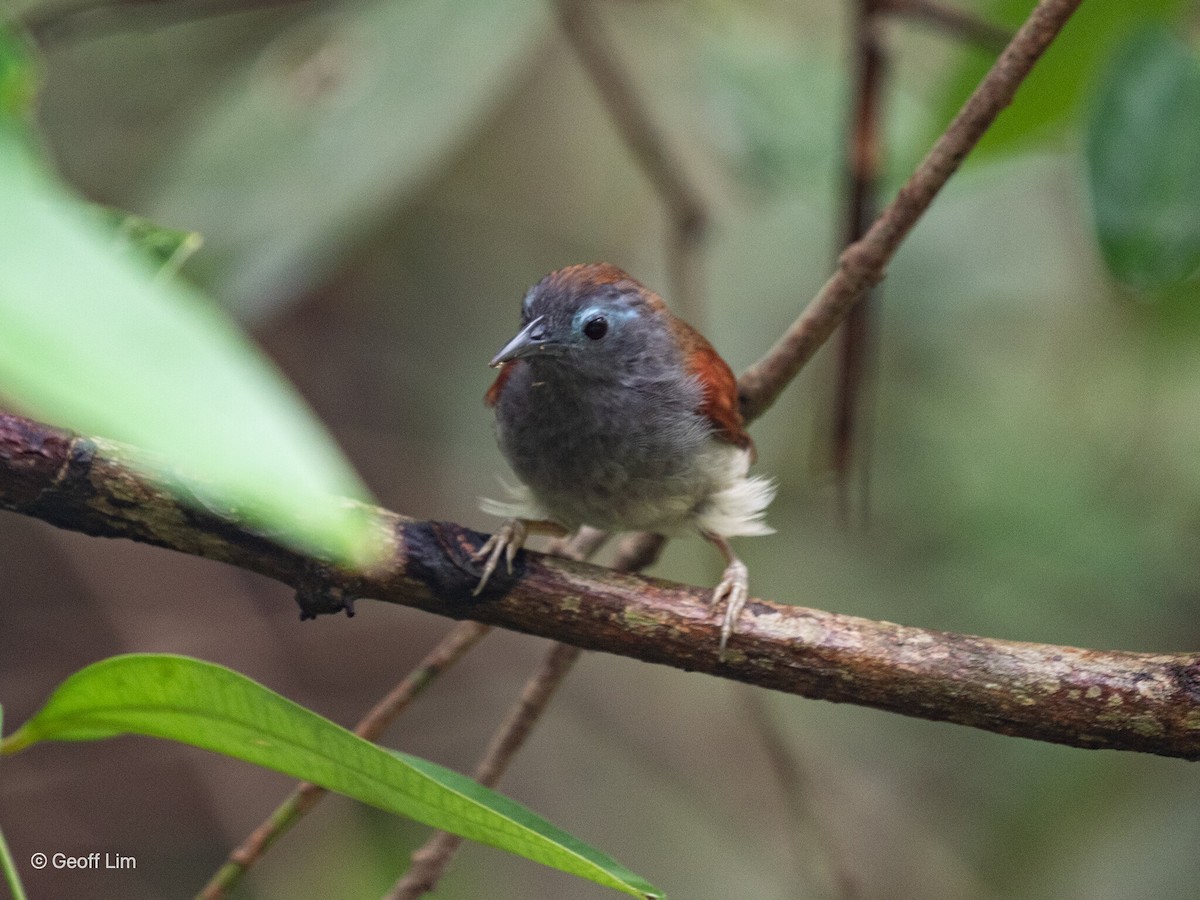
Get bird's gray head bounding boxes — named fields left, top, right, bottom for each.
left=490, top=263, right=680, bottom=380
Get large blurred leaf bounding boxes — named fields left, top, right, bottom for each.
left=1086, top=26, right=1200, bottom=291
left=2, top=655, right=663, bottom=899
left=930, top=0, right=1187, bottom=158
left=0, top=31, right=380, bottom=566
left=145, top=0, right=549, bottom=317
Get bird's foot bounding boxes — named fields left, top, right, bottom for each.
left=713, top=557, right=749, bottom=661
left=472, top=518, right=528, bottom=595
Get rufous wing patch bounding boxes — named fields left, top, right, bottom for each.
left=668, top=315, right=754, bottom=455
left=484, top=362, right=516, bottom=407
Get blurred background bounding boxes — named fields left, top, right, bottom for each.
left=3, top=0, right=1200, bottom=897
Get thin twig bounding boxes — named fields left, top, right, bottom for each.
left=382, top=533, right=665, bottom=898
left=553, top=0, right=709, bottom=320
left=744, top=690, right=860, bottom=900
left=195, top=620, right=491, bottom=900
left=738, top=0, right=1087, bottom=423
left=883, top=0, right=1012, bottom=52
left=383, top=641, right=583, bottom=900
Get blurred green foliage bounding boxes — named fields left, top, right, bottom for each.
left=932, top=0, right=1189, bottom=156
left=1087, top=25, right=1200, bottom=292
left=0, top=24, right=381, bottom=567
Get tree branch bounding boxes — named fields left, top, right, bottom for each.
left=3, top=412, right=1197, bottom=761
left=744, top=690, right=859, bottom=899
left=738, top=0, right=1085, bottom=423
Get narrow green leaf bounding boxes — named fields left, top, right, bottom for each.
left=95, top=206, right=204, bottom=273
left=2, top=655, right=662, bottom=899
left=0, top=703, right=27, bottom=900
left=1086, top=26, right=1200, bottom=290
left=0, top=822, right=27, bottom=900
left=0, top=94, right=381, bottom=565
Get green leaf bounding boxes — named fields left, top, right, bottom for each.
left=1086, top=26, right=1200, bottom=290
left=1, top=655, right=662, bottom=899
left=929, top=0, right=1187, bottom=159
left=0, top=823, right=26, bottom=900
left=94, top=206, right=204, bottom=273
left=0, top=702, right=30, bottom=900
left=0, top=111, right=381, bottom=565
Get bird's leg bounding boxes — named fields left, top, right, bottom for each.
left=546, top=525, right=610, bottom=562
left=473, top=518, right=567, bottom=595
left=473, top=518, right=526, bottom=595
left=704, top=532, right=750, bottom=660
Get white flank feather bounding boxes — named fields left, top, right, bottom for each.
left=692, top=445, right=776, bottom=538
left=479, top=477, right=547, bottom=522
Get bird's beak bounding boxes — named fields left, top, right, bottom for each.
left=489, top=316, right=559, bottom=367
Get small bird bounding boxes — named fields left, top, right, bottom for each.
left=475, top=263, right=775, bottom=656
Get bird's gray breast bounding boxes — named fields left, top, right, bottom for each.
left=494, top=360, right=714, bottom=532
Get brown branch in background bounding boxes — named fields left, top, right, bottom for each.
left=744, top=690, right=860, bottom=900
left=738, top=0, right=1087, bottom=423
left=830, top=0, right=888, bottom=521
left=195, top=620, right=490, bottom=900
left=384, top=533, right=663, bottom=898
left=883, top=0, right=1012, bottom=52
left=553, top=0, right=710, bottom=320
left=3, top=412, right=1198, bottom=762
left=384, top=642, right=582, bottom=900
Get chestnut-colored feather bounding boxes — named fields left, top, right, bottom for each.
left=667, top=315, right=754, bottom=455
left=543, top=262, right=632, bottom=294
left=484, top=362, right=515, bottom=407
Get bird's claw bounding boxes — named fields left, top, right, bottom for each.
left=472, top=518, right=528, bottom=595
left=713, top=558, right=749, bottom=661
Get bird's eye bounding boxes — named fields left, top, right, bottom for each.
left=583, top=316, right=608, bottom=340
